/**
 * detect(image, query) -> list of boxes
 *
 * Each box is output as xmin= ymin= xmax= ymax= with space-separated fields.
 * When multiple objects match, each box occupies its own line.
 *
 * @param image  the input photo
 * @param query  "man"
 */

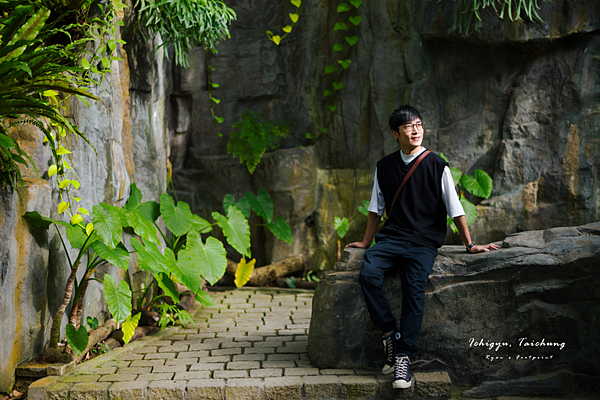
xmin=346 ymin=105 xmax=498 ymax=389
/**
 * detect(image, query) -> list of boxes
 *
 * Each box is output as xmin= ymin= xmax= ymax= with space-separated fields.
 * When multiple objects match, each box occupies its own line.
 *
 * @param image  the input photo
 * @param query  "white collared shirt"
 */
xmin=367 ymin=148 xmax=465 ymax=218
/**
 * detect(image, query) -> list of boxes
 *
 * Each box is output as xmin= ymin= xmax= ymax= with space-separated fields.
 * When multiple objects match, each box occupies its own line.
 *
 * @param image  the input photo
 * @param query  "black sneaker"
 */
xmin=381 ymin=333 xmax=394 ymax=375
xmin=392 ymin=353 xmax=412 ymax=389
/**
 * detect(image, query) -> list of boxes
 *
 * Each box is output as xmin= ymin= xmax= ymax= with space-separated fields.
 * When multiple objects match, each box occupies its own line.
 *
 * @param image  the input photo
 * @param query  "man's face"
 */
xmin=392 ymin=118 xmax=424 ymax=154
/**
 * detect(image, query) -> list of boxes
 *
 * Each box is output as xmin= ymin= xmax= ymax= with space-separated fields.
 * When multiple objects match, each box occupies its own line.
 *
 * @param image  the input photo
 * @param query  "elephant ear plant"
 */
xmin=439 ymin=153 xmax=493 ymax=233
xmin=24 ymin=182 xmax=287 ymax=360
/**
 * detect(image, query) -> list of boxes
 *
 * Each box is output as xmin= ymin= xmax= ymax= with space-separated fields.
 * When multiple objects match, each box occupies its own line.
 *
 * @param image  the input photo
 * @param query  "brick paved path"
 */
xmin=28 ymin=288 xmax=451 ymax=399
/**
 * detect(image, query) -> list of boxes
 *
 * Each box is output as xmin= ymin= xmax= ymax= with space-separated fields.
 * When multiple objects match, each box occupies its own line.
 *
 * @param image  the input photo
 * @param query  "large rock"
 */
xmin=308 ymin=223 xmax=600 ymax=396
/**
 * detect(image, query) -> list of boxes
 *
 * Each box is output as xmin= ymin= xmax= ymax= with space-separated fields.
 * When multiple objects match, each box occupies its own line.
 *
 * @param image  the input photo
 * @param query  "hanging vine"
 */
xmin=306 ymin=0 xmax=362 ymax=143
xmin=266 ymin=0 xmax=303 ymax=46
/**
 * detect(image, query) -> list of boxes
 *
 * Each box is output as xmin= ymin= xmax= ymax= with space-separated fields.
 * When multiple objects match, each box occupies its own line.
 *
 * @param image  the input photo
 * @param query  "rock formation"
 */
xmin=308 ymin=223 xmax=600 ymax=396
xmin=0 ymin=1 xmax=171 ymax=391
xmin=169 ymin=0 xmax=600 ymax=271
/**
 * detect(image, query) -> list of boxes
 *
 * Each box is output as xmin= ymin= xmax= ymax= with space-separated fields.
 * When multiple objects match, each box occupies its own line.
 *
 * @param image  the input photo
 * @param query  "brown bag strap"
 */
xmin=387 ymin=150 xmax=431 ymax=216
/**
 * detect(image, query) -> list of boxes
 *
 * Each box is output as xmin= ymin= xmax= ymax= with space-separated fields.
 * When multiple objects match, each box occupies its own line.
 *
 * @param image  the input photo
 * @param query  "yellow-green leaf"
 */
xmin=289 ymin=13 xmax=299 ymax=23
xmin=43 ymin=90 xmax=58 ymax=97
xmin=122 ymin=312 xmax=141 ymax=344
xmin=59 ymin=179 xmax=71 ymax=189
xmin=272 ymin=35 xmax=281 ymax=45
xmin=283 ymin=25 xmax=292 ymax=33
xmin=58 ymin=201 xmax=68 ymax=214
xmin=56 ymin=145 xmax=72 ymax=155
xmin=48 ymin=165 xmax=57 ymax=177
xmin=81 ymin=58 xmax=90 ymax=70
xmin=71 ymin=214 xmax=84 ymax=225
xmin=78 ymin=207 xmax=89 ymax=216
xmin=86 ymin=223 xmax=94 ymax=236
xmin=71 ymin=180 xmax=80 ymax=189
xmin=73 ymin=197 xmax=81 ymax=202
xmin=235 ymin=258 xmax=256 ymax=288
xmin=291 ymin=0 xmax=301 ymax=7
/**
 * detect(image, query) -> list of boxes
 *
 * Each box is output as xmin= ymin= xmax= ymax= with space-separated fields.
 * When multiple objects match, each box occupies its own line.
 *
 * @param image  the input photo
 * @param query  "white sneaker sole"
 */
xmin=382 ymin=364 xmax=394 ymax=375
xmin=392 ymin=379 xmax=412 ymax=389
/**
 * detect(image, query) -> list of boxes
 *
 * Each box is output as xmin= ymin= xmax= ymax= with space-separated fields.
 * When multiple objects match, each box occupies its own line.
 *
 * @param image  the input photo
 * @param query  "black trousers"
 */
xmin=359 ymin=234 xmax=437 ymax=357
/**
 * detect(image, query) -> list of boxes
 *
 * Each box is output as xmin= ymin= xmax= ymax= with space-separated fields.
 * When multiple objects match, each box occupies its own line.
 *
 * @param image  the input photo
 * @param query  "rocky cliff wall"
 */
xmin=171 ymin=0 xmax=600 ymax=269
xmin=0 ymin=6 xmax=171 ymax=392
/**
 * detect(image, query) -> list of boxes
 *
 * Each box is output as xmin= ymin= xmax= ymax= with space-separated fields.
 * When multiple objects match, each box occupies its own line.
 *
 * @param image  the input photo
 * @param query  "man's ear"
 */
xmin=391 ymin=130 xmax=400 ymax=140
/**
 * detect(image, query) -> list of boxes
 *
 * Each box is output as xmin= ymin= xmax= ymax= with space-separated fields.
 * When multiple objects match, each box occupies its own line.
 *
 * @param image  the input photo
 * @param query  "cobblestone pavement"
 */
xmin=28 ymin=287 xmax=451 ymax=399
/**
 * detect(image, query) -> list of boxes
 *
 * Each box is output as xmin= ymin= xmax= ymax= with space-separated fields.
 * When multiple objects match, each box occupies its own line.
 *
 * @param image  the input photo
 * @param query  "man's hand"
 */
xmin=468 ymin=243 xmax=499 ymax=253
xmin=345 ymin=241 xmax=370 ymax=249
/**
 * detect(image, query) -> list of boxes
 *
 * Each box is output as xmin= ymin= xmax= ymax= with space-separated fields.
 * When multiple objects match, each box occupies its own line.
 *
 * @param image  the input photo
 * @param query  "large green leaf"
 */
xmin=126 ymin=209 xmax=159 ymax=244
xmin=0 ymin=7 xmax=50 ymax=63
xmin=23 ymin=211 xmax=69 ymax=229
xmin=191 ymin=214 xmax=212 ymax=234
xmin=66 ymin=225 xmax=98 ymax=250
xmin=160 ymin=193 xmax=193 ymax=237
xmin=125 ymin=183 xmax=143 ymax=211
xmin=93 ymin=205 xmax=122 ymax=249
xmin=460 ymin=170 xmax=493 ymax=199
xmin=450 ymin=167 xmax=462 ymax=187
xmin=122 ymin=312 xmax=141 ymax=344
xmin=267 ymin=216 xmax=293 ymax=244
xmin=130 ymin=238 xmax=170 ymax=276
xmin=91 ymin=241 xmax=130 ymax=269
xmin=65 ymin=324 xmax=88 ymax=356
xmin=357 ymin=200 xmax=370 ymax=217
xmin=195 ymin=289 xmax=215 ymax=307
xmin=155 ymin=272 xmax=180 ymax=303
xmin=212 ymin=206 xmax=251 ymax=257
xmin=246 ymin=188 xmax=274 ymax=222
xmin=334 ymin=216 xmax=349 ymax=239
xmin=137 ymin=201 xmax=161 ymax=223
xmin=103 ymin=275 xmax=132 ymax=324
xmin=461 ymin=198 xmax=477 ymax=226
xmin=223 ymin=194 xmax=251 ymax=219
xmin=168 ymin=248 xmax=204 ymax=294
xmin=186 ymin=231 xmax=227 ymax=285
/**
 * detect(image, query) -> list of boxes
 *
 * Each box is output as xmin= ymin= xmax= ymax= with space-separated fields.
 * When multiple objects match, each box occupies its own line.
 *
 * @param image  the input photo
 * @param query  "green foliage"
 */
xmin=308 ymin=0 xmax=362 ymax=143
xmin=224 ymin=189 xmax=293 ymax=245
xmin=135 ymin=0 xmax=236 ymax=67
xmin=103 ymin=274 xmax=132 ymax=324
xmin=65 ymin=324 xmax=88 ymax=356
xmin=447 ymin=0 xmax=551 ymax=35
xmin=122 ymin=312 xmax=141 ymax=344
xmin=86 ymin=316 xmax=99 ymax=330
xmin=227 ymin=110 xmax=291 ymax=174
xmin=334 ymin=216 xmax=350 ymax=239
xmin=0 ymin=0 xmax=123 ymax=187
xmin=439 ymin=153 xmax=494 ymax=233
xmin=156 ymin=303 xmax=194 ymax=330
xmin=160 ymin=192 xmax=193 ymax=237
xmin=266 ymin=0 xmax=302 ymax=46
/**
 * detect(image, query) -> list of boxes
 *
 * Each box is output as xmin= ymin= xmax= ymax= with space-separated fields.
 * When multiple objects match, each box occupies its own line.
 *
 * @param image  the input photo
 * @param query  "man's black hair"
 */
xmin=389 ymin=105 xmax=422 ymax=132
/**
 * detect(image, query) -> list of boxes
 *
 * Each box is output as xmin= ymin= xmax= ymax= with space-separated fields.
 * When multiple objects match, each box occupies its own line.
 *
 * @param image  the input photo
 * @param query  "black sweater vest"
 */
xmin=377 ymin=150 xmax=449 ymax=249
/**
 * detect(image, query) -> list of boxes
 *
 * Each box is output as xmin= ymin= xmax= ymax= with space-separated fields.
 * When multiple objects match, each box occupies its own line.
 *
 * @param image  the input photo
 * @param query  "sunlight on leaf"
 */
xmin=235 ymin=258 xmax=255 ymax=287
xmin=122 ymin=312 xmax=141 ymax=344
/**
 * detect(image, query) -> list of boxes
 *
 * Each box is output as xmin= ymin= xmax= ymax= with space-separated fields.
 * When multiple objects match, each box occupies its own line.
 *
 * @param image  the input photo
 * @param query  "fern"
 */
xmin=227 ymin=110 xmax=291 ymax=174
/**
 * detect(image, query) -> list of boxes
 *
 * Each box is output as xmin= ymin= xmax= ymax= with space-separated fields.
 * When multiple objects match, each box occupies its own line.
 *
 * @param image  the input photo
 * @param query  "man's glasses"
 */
xmin=403 ymin=121 xmax=424 ymax=133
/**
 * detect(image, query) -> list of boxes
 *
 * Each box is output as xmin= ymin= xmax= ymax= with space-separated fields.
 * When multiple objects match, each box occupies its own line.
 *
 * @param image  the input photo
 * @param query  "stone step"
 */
xmin=28 ymin=370 xmax=452 ymax=400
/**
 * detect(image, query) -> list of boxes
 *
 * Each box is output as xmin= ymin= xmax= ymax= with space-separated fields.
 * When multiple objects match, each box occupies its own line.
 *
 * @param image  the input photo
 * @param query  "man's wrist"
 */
xmin=466 ymin=242 xmax=476 ymax=253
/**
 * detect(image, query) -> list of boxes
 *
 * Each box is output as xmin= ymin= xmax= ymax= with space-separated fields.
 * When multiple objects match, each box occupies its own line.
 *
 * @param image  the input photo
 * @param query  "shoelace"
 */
xmin=385 ymin=335 xmax=393 ymax=364
xmin=395 ymin=355 xmax=410 ymax=380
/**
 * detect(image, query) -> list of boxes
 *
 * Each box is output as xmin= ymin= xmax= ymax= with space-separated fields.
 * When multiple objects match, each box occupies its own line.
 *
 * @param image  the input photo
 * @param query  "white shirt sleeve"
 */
xmin=367 ymin=168 xmax=385 ymax=216
xmin=442 ymin=166 xmax=464 ymax=218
